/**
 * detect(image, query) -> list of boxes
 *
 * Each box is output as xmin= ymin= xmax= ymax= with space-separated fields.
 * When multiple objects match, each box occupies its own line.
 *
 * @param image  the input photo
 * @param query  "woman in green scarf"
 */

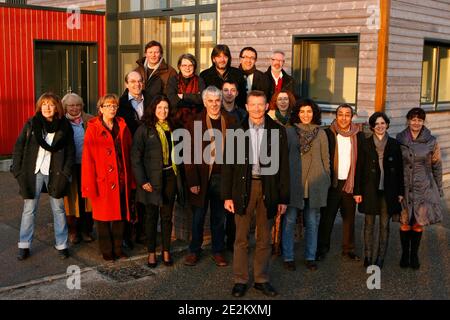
xmin=131 ymin=95 xmax=184 ymax=268
xmin=267 ymin=90 xmax=296 ymax=127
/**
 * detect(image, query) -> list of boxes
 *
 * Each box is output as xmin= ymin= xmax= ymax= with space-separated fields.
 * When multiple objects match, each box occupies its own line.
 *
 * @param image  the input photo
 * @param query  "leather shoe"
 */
xmin=184 ymin=253 xmax=199 ymax=266
xmin=69 ymin=233 xmax=81 ymax=245
xmin=102 ymin=253 xmax=114 ymax=261
xmin=147 ymin=253 xmax=157 ymax=268
xmin=212 ymin=254 xmax=228 ymax=267
xmin=231 ymin=283 xmax=247 ymax=297
xmin=163 ymin=251 xmax=173 ymax=266
xmin=283 ymin=261 xmax=296 ymax=271
xmin=374 ymin=256 xmax=384 ymax=269
xmin=305 ymin=260 xmax=318 ymax=271
xmin=115 ymin=251 xmax=129 ymax=260
xmin=17 ymin=248 xmax=30 ymax=261
xmin=315 ymin=251 xmax=327 ymax=261
xmin=81 ymin=232 xmax=95 ymax=243
xmin=58 ymin=248 xmax=70 ymax=260
xmin=342 ymin=252 xmax=361 ymax=262
xmin=254 ymin=282 xmax=278 ymax=297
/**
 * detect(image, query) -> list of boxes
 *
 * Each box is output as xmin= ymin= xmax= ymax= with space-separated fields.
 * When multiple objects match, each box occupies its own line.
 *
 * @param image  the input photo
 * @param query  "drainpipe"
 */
xmin=374 ymin=0 xmax=390 ymax=112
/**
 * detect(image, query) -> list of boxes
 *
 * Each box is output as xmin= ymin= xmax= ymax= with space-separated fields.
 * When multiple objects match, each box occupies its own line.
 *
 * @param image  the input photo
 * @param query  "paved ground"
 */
xmin=0 ymin=171 xmax=449 ymax=301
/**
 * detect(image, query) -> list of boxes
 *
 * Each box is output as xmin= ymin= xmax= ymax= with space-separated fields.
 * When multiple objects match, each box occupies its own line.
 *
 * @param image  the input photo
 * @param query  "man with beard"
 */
xmin=200 ymin=44 xmax=247 ymax=109
xmin=265 ymin=50 xmax=296 ymax=101
xmin=238 ymin=47 xmax=271 ymax=99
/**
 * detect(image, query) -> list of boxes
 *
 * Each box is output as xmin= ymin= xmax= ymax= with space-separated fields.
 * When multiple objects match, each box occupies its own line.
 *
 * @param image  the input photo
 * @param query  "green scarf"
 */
xmin=275 ymin=109 xmax=290 ymax=126
xmin=155 ymin=121 xmax=178 ymax=176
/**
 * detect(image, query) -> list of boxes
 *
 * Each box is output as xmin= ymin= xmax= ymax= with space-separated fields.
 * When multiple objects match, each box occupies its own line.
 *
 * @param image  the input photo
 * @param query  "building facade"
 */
xmin=0 ymin=3 xmax=106 ymax=155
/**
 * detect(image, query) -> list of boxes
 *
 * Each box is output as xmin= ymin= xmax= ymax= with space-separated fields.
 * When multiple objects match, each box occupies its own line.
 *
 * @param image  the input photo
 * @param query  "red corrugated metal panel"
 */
xmin=0 ymin=6 xmax=105 ymax=155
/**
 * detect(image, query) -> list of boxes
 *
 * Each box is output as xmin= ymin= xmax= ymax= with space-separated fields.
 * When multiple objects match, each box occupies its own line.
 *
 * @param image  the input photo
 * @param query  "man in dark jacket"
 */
xmin=238 ymin=47 xmax=271 ymax=99
xmin=183 ymin=86 xmax=236 ymax=268
xmin=117 ymin=70 xmax=147 ymax=248
xmin=264 ymin=50 xmax=296 ymax=101
xmin=222 ymin=90 xmax=290 ymax=298
xmin=135 ymin=40 xmax=175 ymax=100
xmin=200 ymin=44 xmax=247 ymax=109
xmin=316 ymin=104 xmax=365 ymax=262
xmin=118 ymin=70 xmax=145 ymax=136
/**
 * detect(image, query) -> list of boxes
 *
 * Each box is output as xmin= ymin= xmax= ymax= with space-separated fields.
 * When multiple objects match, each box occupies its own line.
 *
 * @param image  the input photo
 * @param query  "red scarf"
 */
xmin=177 ymin=73 xmax=199 ymax=95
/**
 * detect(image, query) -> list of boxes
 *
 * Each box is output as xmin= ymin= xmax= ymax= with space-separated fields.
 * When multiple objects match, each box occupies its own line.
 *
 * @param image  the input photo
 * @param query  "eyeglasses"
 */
xmin=240 ymin=56 xmax=256 ymax=61
xmin=102 ymin=104 xmax=118 ymax=110
xmin=271 ymin=58 xmax=285 ymax=63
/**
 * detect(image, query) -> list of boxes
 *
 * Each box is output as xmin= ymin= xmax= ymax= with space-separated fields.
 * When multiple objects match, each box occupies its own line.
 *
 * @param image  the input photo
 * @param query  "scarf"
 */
xmin=275 ymin=109 xmax=290 ymax=126
xmin=205 ymin=114 xmax=226 ymax=178
xmin=32 ymin=112 xmax=66 ymax=152
xmin=373 ymin=134 xmax=388 ymax=190
xmin=155 ymin=121 xmax=178 ymax=176
xmin=330 ymin=120 xmax=360 ymax=193
xmin=145 ymin=57 xmax=163 ymax=80
xmin=239 ymin=64 xmax=256 ymax=76
xmin=296 ymin=123 xmax=319 ymax=155
xmin=177 ymin=73 xmax=199 ymax=96
xmin=66 ymin=112 xmax=82 ymax=125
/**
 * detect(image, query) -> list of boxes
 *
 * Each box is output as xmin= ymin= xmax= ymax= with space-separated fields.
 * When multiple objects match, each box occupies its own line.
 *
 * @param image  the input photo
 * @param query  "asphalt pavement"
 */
xmin=0 ymin=171 xmax=449 ymax=300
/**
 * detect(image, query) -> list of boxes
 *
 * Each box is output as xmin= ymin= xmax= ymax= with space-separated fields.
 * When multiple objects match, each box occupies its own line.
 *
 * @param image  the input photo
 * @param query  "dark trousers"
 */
xmin=225 ymin=210 xmax=236 ymax=250
xmin=317 ymin=180 xmax=356 ymax=255
xmin=364 ymin=191 xmax=390 ymax=259
xmin=97 ymin=221 xmax=124 ymax=256
xmin=234 ymin=179 xmax=273 ymax=284
xmin=96 ymin=192 xmax=127 ymax=256
xmin=189 ymin=173 xmax=225 ymax=255
xmin=144 ymin=169 xmax=177 ymax=252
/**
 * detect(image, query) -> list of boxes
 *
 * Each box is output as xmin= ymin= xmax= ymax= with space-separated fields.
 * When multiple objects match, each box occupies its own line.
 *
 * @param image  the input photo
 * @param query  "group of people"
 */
xmin=11 ymin=41 xmax=444 ymax=298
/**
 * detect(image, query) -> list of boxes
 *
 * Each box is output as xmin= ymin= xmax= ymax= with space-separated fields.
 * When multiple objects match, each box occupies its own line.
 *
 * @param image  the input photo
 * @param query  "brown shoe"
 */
xmin=305 ymin=260 xmax=318 ymax=271
xmin=184 ymin=253 xmax=199 ymax=266
xmin=212 ymin=254 xmax=228 ymax=267
xmin=69 ymin=233 xmax=81 ymax=245
xmin=283 ymin=261 xmax=296 ymax=271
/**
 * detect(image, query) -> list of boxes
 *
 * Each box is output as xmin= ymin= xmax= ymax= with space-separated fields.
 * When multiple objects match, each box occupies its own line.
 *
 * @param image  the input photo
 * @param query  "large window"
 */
xmin=421 ymin=42 xmax=450 ymax=111
xmin=293 ymin=36 xmax=359 ymax=111
xmin=115 ymin=0 xmax=217 ymax=90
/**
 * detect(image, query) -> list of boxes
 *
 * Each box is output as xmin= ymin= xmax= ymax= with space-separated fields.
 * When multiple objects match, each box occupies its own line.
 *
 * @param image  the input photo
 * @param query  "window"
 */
xmin=293 ymin=36 xmax=359 ymax=111
xmin=119 ymin=19 xmax=140 ymax=46
xmin=119 ymin=0 xmax=140 ymax=12
xmin=421 ymin=42 xmax=450 ymax=111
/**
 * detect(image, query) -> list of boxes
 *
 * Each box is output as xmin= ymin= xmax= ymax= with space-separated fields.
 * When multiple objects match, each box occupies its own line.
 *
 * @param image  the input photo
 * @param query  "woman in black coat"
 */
xmin=11 ymin=92 xmax=75 ymax=261
xmin=354 ymin=112 xmax=404 ymax=269
xmin=131 ymin=95 xmax=184 ymax=268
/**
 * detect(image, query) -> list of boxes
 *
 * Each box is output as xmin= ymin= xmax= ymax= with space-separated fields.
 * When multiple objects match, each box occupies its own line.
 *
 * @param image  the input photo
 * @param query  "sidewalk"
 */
xmin=0 ymin=171 xmax=449 ymax=299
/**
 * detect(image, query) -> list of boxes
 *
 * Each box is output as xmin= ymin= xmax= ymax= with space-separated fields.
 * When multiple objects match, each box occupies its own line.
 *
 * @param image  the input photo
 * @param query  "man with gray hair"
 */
xmin=264 ymin=50 xmax=296 ymax=101
xmin=184 ymin=86 xmax=236 ymax=267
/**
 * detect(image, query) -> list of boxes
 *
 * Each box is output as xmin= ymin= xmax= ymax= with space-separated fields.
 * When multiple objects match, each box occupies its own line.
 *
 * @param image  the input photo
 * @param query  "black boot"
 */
xmin=374 ymin=256 xmax=384 ymax=269
xmin=410 ymin=231 xmax=422 ymax=270
xmin=399 ymin=230 xmax=410 ymax=268
xmin=363 ymin=257 xmax=372 ymax=268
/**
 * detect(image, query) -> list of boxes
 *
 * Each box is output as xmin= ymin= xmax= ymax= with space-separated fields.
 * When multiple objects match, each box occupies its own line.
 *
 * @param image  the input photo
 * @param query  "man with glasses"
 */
xmin=265 ymin=50 xmax=296 ymax=101
xmin=238 ymin=47 xmax=271 ymax=100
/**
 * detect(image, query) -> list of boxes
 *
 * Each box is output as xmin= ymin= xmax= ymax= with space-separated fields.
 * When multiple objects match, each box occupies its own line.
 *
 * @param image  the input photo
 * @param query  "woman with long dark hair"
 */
xmin=131 ymin=95 xmax=184 ymax=267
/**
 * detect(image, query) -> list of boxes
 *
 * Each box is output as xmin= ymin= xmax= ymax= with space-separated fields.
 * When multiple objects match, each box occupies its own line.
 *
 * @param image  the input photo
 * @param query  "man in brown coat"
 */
xmin=183 ymin=86 xmax=235 ymax=267
xmin=135 ymin=40 xmax=176 ymax=102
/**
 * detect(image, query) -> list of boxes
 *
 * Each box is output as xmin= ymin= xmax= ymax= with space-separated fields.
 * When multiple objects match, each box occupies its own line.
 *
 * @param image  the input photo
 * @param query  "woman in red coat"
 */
xmin=82 ymin=94 xmax=133 ymax=261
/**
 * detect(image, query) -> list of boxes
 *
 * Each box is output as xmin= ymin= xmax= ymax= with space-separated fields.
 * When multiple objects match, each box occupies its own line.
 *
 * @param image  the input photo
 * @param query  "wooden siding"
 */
xmin=220 ymin=0 xmax=380 ymax=119
xmin=0 ymin=6 xmax=106 ymax=155
xmin=387 ymin=0 xmax=450 ymax=184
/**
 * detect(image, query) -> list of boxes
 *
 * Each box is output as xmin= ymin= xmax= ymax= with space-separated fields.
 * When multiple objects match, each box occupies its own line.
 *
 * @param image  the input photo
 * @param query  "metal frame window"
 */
xmin=116 ymin=0 xmax=217 ymax=90
xmin=421 ymin=41 xmax=450 ymax=112
xmin=293 ymin=35 xmax=360 ymax=112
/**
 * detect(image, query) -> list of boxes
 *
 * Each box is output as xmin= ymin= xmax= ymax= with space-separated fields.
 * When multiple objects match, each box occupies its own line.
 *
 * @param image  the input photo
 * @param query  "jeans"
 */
xmin=281 ymin=206 xmax=298 ymax=262
xmin=303 ymin=200 xmax=320 ymax=261
xmin=18 ymin=172 xmax=68 ymax=250
xmin=189 ymin=174 xmax=225 ymax=255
